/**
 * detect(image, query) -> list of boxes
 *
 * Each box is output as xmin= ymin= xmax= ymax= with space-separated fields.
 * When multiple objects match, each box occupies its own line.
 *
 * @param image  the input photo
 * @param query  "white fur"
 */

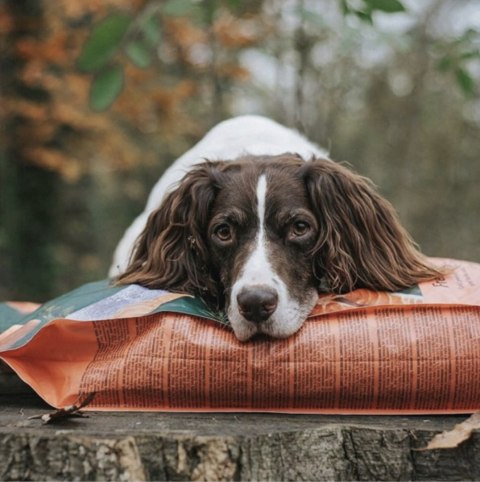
xmin=256 ymin=175 xmax=267 ymax=231
xmin=109 ymin=116 xmax=327 ymax=277
xmin=228 ymin=175 xmax=318 ymax=341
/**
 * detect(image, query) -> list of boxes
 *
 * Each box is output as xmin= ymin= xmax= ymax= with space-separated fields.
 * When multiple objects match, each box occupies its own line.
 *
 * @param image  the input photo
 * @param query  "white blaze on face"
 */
xmin=228 ymin=174 xmax=317 ymax=341
xmin=241 ymin=175 xmax=272 ymax=286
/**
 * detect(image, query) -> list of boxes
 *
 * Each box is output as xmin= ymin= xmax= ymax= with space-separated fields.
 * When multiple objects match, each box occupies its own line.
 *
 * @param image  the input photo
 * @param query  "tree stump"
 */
xmin=1 ymin=390 xmax=479 ymax=481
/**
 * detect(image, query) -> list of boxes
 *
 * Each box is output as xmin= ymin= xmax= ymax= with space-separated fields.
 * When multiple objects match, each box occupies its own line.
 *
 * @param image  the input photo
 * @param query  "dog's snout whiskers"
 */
xmin=237 ymin=285 xmax=278 ymax=323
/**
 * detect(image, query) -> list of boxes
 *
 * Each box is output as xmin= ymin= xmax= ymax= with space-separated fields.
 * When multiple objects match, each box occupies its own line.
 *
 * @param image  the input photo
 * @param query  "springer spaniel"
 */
xmin=110 ymin=116 xmax=440 ymax=341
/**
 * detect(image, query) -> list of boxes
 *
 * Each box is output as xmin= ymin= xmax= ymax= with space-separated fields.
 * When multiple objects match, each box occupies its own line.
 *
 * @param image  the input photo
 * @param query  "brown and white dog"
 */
xmin=110 ymin=116 xmax=440 ymax=341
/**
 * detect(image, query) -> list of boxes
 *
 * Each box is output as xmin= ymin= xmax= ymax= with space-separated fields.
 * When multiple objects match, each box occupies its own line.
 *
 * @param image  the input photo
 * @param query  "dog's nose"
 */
xmin=237 ymin=286 xmax=278 ymax=323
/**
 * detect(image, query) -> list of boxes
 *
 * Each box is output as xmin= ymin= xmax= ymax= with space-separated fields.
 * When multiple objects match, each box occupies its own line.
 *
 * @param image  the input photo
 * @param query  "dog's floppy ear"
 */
xmin=303 ymin=158 xmax=442 ymax=293
xmin=118 ymin=162 xmax=225 ymax=304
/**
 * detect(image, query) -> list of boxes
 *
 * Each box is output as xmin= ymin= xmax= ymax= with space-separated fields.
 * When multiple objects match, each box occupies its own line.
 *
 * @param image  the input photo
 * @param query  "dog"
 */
xmin=110 ymin=116 xmax=441 ymax=341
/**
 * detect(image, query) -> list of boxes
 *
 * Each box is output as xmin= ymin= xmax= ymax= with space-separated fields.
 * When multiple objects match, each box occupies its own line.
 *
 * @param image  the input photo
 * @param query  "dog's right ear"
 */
xmin=302 ymin=158 xmax=443 ymax=293
xmin=117 ymin=162 xmax=225 ymax=304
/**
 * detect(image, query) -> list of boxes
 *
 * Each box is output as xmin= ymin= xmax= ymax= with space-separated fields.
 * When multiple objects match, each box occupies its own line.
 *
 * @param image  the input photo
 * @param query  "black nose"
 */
xmin=237 ymin=286 xmax=278 ymax=323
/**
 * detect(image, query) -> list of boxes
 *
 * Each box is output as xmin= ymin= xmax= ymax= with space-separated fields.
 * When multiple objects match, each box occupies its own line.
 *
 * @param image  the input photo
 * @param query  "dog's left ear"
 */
xmin=117 ymin=162 xmax=226 ymax=305
xmin=302 ymin=158 xmax=442 ymax=293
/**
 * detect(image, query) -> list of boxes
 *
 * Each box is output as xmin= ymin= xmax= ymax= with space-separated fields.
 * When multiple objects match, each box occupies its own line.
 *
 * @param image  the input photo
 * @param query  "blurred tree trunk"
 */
xmin=0 ymin=0 xmax=59 ymax=301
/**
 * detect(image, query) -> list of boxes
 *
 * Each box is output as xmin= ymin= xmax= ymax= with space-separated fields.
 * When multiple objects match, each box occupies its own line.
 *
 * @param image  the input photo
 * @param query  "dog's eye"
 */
xmin=213 ymin=223 xmax=232 ymax=242
xmin=291 ymin=220 xmax=311 ymax=238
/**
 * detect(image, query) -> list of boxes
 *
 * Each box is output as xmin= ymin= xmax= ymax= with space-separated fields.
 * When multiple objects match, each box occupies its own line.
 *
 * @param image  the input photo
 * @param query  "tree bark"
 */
xmin=1 ymin=394 xmax=479 ymax=481
xmin=0 ymin=0 xmax=59 ymax=301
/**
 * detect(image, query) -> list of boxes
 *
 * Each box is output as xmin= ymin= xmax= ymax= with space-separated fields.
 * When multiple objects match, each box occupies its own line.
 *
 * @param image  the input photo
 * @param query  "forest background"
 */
xmin=1 ymin=0 xmax=479 ymax=302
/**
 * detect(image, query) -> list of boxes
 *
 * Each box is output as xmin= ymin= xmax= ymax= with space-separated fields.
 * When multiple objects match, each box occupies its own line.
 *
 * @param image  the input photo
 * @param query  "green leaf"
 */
xmin=340 ymin=0 xmax=351 ymax=15
xmin=437 ymin=55 xmax=454 ymax=72
xmin=125 ymin=40 xmax=152 ymax=68
xmin=460 ymin=50 xmax=480 ymax=61
xmin=163 ymin=0 xmax=196 ymax=17
xmin=455 ymin=67 xmax=476 ymax=96
xmin=142 ymin=15 xmax=161 ymax=47
xmin=90 ymin=65 xmax=124 ymax=111
xmin=461 ymin=28 xmax=479 ymax=42
xmin=354 ymin=9 xmax=374 ymax=24
xmin=362 ymin=0 xmax=406 ymax=13
xmin=78 ymin=14 xmax=131 ymax=72
xmin=225 ymin=0 xmax=242 ymax=11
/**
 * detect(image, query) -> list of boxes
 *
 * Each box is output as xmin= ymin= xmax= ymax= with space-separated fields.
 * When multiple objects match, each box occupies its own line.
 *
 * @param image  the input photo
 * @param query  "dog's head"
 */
xmin=118 ymin=155 xmax=441 ymax=341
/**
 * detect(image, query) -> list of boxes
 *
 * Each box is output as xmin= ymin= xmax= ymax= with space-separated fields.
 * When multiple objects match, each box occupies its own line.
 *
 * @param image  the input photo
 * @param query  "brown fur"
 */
xmin=118 ymin=162 xmax=226 ymax=306
xmin=118 ymin=155 xmax=442 ymax=305
xmin=301 ymin=159 xmax=442 ymax=293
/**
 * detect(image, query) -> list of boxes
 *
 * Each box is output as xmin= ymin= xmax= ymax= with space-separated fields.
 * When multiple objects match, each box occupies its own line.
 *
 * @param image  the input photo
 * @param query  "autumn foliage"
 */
xmin=0 ymin=0 xmax=261 ymax=181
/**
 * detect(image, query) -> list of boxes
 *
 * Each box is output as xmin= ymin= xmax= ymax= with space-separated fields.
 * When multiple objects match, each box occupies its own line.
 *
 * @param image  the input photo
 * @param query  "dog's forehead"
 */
xmin=263 ymin=165 xmax=309 ymax=208
xmin=213 ymin=160 xmax=309 ymax=214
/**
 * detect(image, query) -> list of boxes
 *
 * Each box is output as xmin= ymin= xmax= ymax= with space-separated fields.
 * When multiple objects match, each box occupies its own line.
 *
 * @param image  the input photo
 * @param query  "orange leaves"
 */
xmin=9 ymin=100 xmax=49 ymax=123
xmin=166 ymin=17 xmax=206 ymax=51
xmin=217 ymin=63 xmax=250 ymax=81
xmin=151 ymin=80 xmax=197 ymax=111
xmin=16 ymin=31 xmax=71 ymax=64
xmin=213 ymin=14 xmax=261 ymax=48
xmin=54 ymin=0 xmax=145 ymax=22
xmin=163 ymin=12 xmax=261 ymax=68
xmin=3 ymin=1 xmax=145 ymax=178
xmin=3 ymin=0 xmax=265 ymax=181
xmin=0 ymin=7 xmax=14 ymax=34
xmin=114 ymin=76 xmax=198 ymax=139
xmin=23 ymin=147 xmax=82 ymax=181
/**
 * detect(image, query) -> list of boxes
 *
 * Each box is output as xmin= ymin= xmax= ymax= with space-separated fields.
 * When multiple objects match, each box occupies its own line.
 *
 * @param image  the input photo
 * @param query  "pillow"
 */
xmin=1 ymin=258 xmax=479 ymax=414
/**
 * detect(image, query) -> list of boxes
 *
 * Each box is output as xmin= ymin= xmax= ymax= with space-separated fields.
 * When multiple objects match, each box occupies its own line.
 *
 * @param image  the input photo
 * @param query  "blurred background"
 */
xmin=0 ymin=0 xmax=479 ymax=302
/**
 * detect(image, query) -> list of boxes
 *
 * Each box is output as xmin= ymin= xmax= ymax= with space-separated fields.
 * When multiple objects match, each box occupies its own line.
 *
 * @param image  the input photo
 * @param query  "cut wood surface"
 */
xmin=1 ymin=392 xmax=480 ymax=481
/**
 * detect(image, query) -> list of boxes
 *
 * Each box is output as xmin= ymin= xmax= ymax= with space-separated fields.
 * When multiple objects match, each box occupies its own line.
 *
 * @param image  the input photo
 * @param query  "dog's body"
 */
xmin=112 ymin=116 xmax=440 ymax=341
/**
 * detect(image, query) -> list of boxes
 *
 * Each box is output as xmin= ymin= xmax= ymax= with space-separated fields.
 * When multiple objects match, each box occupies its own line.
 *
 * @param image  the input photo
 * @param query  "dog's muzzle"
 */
xmin=236 ymin=284 xmax=278 ymax=323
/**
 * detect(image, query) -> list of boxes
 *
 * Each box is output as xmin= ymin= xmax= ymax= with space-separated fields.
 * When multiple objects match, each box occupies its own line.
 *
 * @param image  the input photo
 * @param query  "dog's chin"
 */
xmin=227 ymin=291 xmax=318 ymax=342
xmin=228 ymin=313 xmax=306 ymax=342
xmin=228 ymin=318 xmax=258 ymax=342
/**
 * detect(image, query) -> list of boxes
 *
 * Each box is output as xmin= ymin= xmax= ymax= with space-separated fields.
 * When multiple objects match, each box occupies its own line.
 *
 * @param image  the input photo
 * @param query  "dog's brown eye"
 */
xmin=214 ymin=223 xmax=232 ymax=242
xmin=291 ymin=220 xmax=311 ymax=237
